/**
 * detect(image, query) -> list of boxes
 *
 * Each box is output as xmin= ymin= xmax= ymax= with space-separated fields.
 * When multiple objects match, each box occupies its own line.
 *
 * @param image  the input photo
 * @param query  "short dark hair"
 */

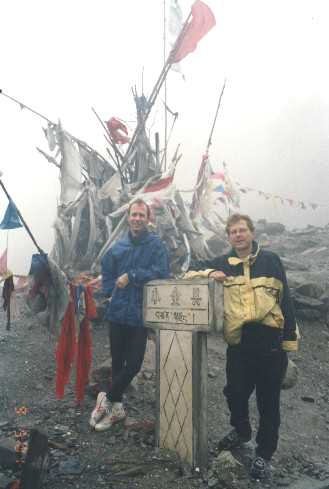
xmin=128 ymin=199 xmax=151 ymax=219
xmin=225 ymin=213 xmax=255 ymax=235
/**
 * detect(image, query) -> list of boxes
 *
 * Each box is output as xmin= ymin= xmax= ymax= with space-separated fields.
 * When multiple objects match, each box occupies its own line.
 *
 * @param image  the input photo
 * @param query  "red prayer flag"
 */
xmin=144 ymin=176 xmax=173 ymax=193
xmin=55 ymin=287 xmax=77 ymax=399
xmin=76 ymin=318 xmax=93 ymax=403
xmin=172 ymin=0 xmax=216 ymax=63
xmin=106 ymin=117 xmax=130 ymax=144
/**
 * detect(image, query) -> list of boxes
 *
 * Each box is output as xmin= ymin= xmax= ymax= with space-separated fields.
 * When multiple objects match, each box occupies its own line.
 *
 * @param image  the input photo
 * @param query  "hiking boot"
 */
xmin=249 ymin=456 xmax=271 ymax=480
xmin=94 ymin=402 xmax=126 ymax=432
xmin=89 ymin=392 xmax=109 ymax=428
xmin=217 ymin=428 xmax=251 ymax=452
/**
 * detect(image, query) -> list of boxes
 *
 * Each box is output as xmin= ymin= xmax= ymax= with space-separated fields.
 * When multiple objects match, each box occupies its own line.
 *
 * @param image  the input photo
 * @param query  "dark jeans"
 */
xmin=106 ymin=322 xmax=148 ymax=403
xmin=224 ymin=345 xmax=288 ymax=460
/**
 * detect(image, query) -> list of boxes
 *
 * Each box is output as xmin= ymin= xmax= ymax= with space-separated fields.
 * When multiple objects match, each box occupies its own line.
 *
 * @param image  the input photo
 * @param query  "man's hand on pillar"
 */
xmin=209 ymin=270 xmax=227 ymax=282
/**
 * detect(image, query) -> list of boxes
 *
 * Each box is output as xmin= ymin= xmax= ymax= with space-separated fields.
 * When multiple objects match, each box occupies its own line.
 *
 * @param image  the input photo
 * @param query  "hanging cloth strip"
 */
xmin=55 ymin=284 xmax=77 ymax=399
xmin=2 ymin=272 xmax=14 ymax=331
xmin=75 ymin=285 xmax=96 ymax=403
xmin=56 ymin=283 xmax=96 ymax=402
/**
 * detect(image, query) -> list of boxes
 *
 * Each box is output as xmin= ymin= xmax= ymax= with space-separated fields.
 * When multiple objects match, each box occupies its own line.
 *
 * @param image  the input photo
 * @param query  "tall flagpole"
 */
xmin=163 ymin=0 xmax=168 ymax=172
xmin=122 ymin=9 xmax=192 ymax=170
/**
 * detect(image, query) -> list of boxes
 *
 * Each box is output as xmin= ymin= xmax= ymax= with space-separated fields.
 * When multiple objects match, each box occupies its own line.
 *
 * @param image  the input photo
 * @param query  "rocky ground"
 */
xmin=0 ymin=296 xmax=329 ymax=489
xmin=1 ymin=221 xmax=329 ymax=489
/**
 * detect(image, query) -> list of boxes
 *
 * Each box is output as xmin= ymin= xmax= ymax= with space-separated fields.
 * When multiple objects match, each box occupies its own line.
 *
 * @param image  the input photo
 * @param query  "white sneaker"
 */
xmin=89 ymin=392 xmax=109 ymax=428
xmin=94 ymin=402 xmax=126 ymax=432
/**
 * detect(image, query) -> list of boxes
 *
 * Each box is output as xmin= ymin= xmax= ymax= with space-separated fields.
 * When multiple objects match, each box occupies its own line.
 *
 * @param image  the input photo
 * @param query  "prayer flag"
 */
xmin=213 ymin=183 xmax=225 ymax=193
xmin=0 ymin=200 xmax=23 ymax=230
xmin=106 ymin=118 xmax=130 ymax=145
xmin=190 ymin=153 xmax=213 ymax=218
xmin=172 ymin=0 xmax=216 ymax=63
xmin=168 ymin=0 xmax=185 ymax=75
xmin=144 ymin=176 xmax=174 ymax=193
xmin=210 ymin=171 xmax=225 ymax=181
xmin=169 ymin=0 xmax=183 ymax=38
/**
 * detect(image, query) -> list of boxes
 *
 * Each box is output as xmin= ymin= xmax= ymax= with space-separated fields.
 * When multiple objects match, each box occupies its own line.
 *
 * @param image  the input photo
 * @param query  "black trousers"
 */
xmin=106 ymin=322 xmax=148 ymax=403
xmin=224 ymin=345 xmax=288 ymax=460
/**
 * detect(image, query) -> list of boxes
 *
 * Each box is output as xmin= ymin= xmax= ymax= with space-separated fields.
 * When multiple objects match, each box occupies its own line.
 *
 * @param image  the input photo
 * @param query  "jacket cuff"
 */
xmin=282 ymin=340 xmax=298 ymax=352
xmin=183 ymin=269 xmax=215 ymax=279
xmin=128 ymin=270 xmax=136 ymax=284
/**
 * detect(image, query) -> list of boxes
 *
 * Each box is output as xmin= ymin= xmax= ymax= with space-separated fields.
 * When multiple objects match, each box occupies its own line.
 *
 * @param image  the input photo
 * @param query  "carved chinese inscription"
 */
xmin=144 ymin=280 xmax=213 ymax=331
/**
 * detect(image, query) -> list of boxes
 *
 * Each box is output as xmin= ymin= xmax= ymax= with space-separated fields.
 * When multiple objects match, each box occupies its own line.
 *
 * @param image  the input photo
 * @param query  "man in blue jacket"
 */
xmin=90 ymin=199 xmax=170 ymax=432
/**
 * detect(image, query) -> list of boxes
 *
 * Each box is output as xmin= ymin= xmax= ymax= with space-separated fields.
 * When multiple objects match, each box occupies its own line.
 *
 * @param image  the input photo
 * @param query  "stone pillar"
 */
xmin=144 ymin=279 xmax=223 ymax=471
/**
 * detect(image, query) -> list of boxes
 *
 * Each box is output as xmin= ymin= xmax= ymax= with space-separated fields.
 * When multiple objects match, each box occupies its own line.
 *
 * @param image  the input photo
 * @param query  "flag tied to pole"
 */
xmin=168 ymin=0 xmax=184 ymax=75
xmin=172 ymin=0 xmax=216 ymax=63
xmin=106 ymin=118 xmax=130 ymax=145
xmin=0 ymin=200 xmax=23 ymax=230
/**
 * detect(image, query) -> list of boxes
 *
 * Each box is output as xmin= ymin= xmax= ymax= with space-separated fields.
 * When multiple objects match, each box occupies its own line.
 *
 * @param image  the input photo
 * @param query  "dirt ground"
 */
xmin=1 ymin=296 xmax=329 ymax=489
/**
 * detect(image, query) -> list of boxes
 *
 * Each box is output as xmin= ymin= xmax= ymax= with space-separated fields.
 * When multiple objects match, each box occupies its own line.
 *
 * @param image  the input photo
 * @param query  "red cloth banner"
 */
xmin=56 ymin=284 xmax=96 ymax=402
xmin=76 ymin=318 xmax=93 ymax=403
xmin=106 ymin=117 xmax=130 ymax=144
xmin=55 ymin=292 xmax=77 ymax=399
xmin=172 ymin=0 xmax=216 ymax=63
xmin=144 ymin=176 xmax=173 ymax=193
xmin=76 ymin=285 xmax=95 ymax=403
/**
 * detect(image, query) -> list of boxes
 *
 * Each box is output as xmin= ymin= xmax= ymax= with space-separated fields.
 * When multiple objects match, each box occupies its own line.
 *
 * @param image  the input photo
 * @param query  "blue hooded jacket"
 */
xmin=101 ymin=230 xmax=170 ymax=327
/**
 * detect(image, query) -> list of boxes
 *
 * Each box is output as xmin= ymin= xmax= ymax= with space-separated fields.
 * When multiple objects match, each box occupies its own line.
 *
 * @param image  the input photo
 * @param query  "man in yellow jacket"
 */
xmin=187 ymin=213 xmax=298 ymax=480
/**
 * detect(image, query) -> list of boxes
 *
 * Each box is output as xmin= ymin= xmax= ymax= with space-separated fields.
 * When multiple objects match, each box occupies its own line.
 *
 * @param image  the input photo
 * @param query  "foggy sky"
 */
xmin=1 ymin=0 xmax=328 ymax=274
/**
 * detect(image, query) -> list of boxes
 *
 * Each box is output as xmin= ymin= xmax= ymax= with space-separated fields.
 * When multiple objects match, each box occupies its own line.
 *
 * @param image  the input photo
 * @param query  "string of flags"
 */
xmin=233 ymin=182 xmax=328 ymax=211
xmin=186 ymin=156 xmax=328 ymax=213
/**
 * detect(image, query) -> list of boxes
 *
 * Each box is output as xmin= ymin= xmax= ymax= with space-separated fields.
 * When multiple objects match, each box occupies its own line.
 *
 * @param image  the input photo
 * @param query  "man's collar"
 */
xmin=228 ymin=241 xmax=260 ymax=266
xmin=128 ymin=228 xmax=149 ymax=243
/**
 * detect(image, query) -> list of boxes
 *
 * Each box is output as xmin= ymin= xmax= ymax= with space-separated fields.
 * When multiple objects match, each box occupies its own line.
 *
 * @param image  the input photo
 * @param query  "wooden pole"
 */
xmin=206 ymin=79 xmax=227 ymax=154
xmin=155 ymin=132 xmax=160 ymax=171
xmin=0 ymin=180 xmax=44 ymax=254
xmin=0 ymin=90 xmax=110 ymax=168
xmin=0 ymin=90 xmax=52 ymax=124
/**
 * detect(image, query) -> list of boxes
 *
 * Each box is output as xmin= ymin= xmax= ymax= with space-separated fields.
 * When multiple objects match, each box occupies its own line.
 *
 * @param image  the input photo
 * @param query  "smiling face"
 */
xmin=228 ymin=219 xmax=254 ymax=257
xmin=128 ymin=202 xmax=149 ymax=237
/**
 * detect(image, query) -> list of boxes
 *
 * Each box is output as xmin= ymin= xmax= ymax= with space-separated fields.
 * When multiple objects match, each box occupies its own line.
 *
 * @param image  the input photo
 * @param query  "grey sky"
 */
xmin=1 ymin=0 xmax=328 ymax=274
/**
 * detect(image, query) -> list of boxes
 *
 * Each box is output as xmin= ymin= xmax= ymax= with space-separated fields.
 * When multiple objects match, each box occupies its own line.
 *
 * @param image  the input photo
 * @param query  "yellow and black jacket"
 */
xmin=188 ymin=241 xmax=298 ymax=352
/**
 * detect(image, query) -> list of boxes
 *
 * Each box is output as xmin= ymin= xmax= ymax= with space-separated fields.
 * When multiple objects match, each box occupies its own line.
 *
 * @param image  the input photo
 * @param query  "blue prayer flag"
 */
xmin=0 ymin=200 xmax=23 ymax=230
